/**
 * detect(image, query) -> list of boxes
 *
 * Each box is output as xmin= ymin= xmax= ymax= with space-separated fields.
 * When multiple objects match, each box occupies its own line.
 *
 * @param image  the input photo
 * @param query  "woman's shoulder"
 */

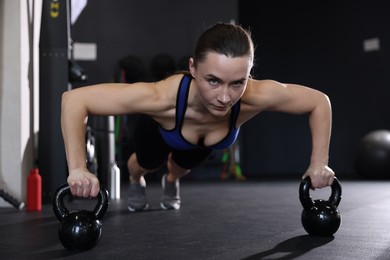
xmin=241 ymin=78 xmax=285 ymax=109
xmin=244 ymin=78 xmax=287 ymax=96
xmin=154 ymin=72 xmax=191 ymax=93
xmin=247 ymin=78 xmax=281 ymax=88
xmin=243 ymin=78 xmax=273 ymax=98
xmin=149 ymin=73 xmax=188 ymax=103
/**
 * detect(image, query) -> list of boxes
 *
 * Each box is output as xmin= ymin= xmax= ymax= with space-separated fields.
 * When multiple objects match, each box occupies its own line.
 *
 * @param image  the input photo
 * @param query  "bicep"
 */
xmin=63 ymin=82 xmax=161 ymax=116
xmin=260 ymin=81 xmax=328 ymax=114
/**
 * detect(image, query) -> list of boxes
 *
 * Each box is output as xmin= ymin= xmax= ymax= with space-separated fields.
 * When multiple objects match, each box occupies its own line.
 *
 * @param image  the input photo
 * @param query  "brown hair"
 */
xmin=193 ymin=22 xmax=255 ymax=68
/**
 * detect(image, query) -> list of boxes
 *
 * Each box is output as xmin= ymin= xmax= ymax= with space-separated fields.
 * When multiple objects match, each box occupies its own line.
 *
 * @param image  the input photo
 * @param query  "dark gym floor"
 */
xmin=1 ymin=177 xmax=390 ymax=260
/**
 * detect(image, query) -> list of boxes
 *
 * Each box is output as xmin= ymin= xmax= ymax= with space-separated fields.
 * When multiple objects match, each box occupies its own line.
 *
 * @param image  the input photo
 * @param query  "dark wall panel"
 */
xmin=239 ymin=1 xmax=390 ymax=177
xmin=71 ymin=0 xmax=238 ymax=84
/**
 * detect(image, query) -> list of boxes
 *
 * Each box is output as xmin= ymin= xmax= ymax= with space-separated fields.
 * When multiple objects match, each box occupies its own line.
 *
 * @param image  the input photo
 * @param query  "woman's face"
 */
xmin=189 ymin=52 xmax=253 ymax=116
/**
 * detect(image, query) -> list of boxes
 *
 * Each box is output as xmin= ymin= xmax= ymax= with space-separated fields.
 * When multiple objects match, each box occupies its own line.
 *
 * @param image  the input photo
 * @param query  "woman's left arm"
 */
xmin=245 ymin=80 xmax=335 ymax=189
xmin=298 ymin=85 xmax=335 ymax=189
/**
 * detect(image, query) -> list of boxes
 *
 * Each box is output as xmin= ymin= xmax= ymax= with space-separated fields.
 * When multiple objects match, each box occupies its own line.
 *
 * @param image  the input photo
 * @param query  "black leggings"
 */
xmin=133 ymin=115 xmax=213 ymax=170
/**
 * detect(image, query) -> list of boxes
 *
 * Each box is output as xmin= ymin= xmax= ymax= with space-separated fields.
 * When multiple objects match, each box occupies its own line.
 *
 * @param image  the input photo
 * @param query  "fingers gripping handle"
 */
xmin=53 ymin=183 xmax=110 ymax=221
xmin=299 ymin=177 xmax=342 ymax=210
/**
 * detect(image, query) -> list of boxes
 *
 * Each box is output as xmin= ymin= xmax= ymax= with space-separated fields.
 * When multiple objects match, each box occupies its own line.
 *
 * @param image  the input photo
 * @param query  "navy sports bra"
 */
xmin=158 ymin=74 xmax=241 ymax=151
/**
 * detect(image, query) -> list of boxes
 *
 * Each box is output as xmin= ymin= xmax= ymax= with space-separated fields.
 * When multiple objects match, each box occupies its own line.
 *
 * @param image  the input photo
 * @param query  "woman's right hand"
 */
xmin=67 ymin=168 xmax=100 ymax=198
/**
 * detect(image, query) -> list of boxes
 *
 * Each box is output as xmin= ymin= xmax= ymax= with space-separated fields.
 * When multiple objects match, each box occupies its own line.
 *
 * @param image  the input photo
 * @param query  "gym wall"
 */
xmin=70 ymin=0 xmax=238 ymax=85
xmin=239 ymin=1 xmax=390 ymax=177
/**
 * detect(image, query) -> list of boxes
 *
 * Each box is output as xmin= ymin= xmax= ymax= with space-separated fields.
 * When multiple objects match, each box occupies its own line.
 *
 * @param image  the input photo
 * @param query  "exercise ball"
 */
xmin=354 ymin=130 xmax=390 ymax=179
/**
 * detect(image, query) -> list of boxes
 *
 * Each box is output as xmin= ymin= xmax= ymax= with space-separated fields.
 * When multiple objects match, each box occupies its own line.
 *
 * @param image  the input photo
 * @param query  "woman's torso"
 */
xmin=156 ymin=74 xmax=241 ymax=150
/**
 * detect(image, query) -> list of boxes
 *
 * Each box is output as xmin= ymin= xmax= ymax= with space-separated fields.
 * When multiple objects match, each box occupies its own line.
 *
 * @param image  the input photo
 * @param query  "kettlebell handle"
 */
xmin=53 ymin=183 xmax=110 ymax=221
xmin=299 ymin=177 xmax=342 ymax=210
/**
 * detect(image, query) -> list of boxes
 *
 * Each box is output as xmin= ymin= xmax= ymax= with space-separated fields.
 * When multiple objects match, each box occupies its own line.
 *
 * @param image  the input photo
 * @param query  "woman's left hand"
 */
xmin=302 ymin=163 xmax=335 ymax=189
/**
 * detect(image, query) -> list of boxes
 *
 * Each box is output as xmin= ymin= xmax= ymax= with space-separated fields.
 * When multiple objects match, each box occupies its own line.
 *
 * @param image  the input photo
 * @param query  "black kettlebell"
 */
xmin=299 ymin=177 xmax=342 ymax=236
xmin=53 ymin=184 xmax=109 ymax=250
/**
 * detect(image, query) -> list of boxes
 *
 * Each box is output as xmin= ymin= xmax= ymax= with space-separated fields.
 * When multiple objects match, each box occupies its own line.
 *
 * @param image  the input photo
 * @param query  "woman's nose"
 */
xmin=217 ymin=87 xmax=231 ymax=104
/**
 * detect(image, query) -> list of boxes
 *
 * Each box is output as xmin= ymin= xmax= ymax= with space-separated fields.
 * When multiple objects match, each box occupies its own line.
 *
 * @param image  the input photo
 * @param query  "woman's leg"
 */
xmin=161 ymin=149 xmax=213 ymax=210
xmin=166 ymin=152 xmax=190 ymax=182
xmin=127 ymin=152 xmax=160 ymax=184
xmin=127 ymin=115 xmax=170 ymax=211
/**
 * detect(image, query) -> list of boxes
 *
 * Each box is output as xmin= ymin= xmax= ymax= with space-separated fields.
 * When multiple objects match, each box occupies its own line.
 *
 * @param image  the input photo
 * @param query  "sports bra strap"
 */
xmin=176 ymin=75 xmax=191 ymax=129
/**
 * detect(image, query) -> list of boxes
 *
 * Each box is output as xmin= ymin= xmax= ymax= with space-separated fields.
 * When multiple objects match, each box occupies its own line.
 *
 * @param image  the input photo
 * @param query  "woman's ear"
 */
xmin=189 ymin=58 xmax=196 ymax=78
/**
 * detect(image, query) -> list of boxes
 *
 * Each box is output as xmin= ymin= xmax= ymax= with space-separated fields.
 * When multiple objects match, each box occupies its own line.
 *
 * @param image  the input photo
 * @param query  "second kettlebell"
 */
xmin=53 ymin=184 xmax=110 ymax=250
xmin=299 ymin=177 xmax=342 ymax=236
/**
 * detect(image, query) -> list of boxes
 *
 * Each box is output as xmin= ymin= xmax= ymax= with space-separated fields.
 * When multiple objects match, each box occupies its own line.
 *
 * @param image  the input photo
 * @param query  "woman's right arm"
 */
xmin=61 ymin=88 xmax=99 ymax=198
xmin=61 ymin=82 xmax=164 ymax=197
xmin=61 ymin=74 xmax=182 ymax=197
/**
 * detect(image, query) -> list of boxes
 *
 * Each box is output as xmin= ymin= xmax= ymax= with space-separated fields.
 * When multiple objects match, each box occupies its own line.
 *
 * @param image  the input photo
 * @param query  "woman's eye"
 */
xmin=232 ymin=81 xmax=244 ymax=88
xmin=209 ymin=79 xmax=218 ymax=85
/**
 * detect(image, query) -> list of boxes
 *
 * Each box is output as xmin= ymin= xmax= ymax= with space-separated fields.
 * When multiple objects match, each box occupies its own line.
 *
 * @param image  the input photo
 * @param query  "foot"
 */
xmin=128 ymin=177 xmax=148 ymax=212
xmin=160 ymin=174 xmax=181 ymax=210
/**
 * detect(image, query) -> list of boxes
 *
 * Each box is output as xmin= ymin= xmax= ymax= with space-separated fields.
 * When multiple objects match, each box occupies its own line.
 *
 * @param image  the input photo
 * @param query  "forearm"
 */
xmin=61 ymin=91 xmax=89 ymax=173
xmin=309 ymin=93 xmax=332 ymax=166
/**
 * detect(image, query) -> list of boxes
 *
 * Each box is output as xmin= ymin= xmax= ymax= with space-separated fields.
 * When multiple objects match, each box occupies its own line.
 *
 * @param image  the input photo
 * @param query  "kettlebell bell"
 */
xmin=53 ymin=184 xmax=109 ymax=250
xmin=299 ymin=177 xmax=342 ymax=236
